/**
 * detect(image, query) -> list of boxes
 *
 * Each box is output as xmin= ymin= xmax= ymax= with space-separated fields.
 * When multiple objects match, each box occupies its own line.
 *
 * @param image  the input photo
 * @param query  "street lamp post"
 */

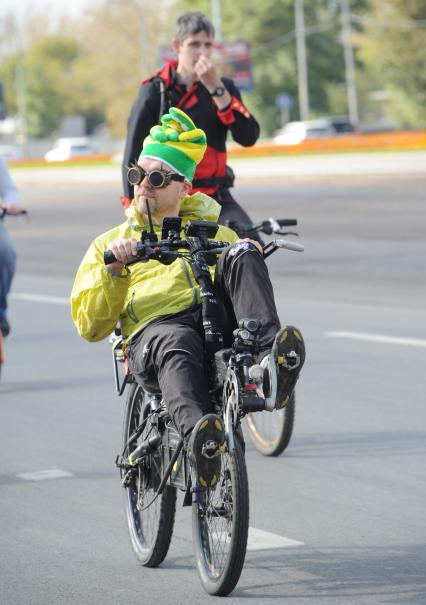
xmin=13 ymin=15 xmax=28 ymax=157
xmin=295 ymin=0 xmax=310 ymax=121
xmin=211 ymin=0 xmax=223 ymax=43
xmin=340 ymin=0 xmax=359 ymax=126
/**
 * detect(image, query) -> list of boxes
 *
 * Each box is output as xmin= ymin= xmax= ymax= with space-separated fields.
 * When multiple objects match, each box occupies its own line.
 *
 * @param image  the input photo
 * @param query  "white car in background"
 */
xmin=273 ymin=118 xmax=354 ymax=145
xmin=44 ymin=137 xmax=94 ymax=162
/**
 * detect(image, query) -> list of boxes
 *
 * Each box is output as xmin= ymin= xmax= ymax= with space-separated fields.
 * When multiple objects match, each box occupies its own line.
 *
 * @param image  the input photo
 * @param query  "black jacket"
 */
xmin=122 ymin=61 xmax=260 ymax=200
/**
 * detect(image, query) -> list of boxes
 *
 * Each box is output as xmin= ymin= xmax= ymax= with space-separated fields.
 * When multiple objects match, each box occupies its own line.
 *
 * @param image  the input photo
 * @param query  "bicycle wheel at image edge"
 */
xmin=244 ymin=391 xmax=296 ymax=456
xmin=122 ymin=383 xmax=177 ymax=567
xmin=192 ymin=436 xmax=249 ymax=596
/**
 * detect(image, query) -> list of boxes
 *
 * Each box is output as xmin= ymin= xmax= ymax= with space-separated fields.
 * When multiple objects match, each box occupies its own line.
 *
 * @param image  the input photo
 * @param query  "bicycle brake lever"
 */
xmin=263 ymin=239 xmax=304 ymax=258
xmin=262 ymin=241 xmax=277 ymax=259
xmin=157 ymin=251 xmax=178 ymax=265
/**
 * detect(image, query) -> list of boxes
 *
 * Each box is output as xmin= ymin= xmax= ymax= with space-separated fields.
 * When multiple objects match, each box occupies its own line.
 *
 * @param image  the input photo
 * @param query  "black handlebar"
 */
xmin=225 ymin=217 xmax=297 ymax=235
xmin=103 ymin=217 xmax=300 ymax=267
xmin=277 ymin=219 xmax=297 ymax=227
xmin=104 ymin=238 xmax=230 ymax=266
xmin=104 ymin=249 xmax=119 ymax=265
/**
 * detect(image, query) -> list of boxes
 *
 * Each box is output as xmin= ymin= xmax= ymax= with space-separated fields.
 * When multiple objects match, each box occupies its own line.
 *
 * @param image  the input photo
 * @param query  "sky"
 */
xmin=0 ymin=0 xmax=92 ymax=21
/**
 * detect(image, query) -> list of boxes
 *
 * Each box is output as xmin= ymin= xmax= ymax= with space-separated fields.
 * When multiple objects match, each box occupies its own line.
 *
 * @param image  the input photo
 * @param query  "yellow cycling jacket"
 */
xmin=71 ymin=193 xmax=238 ymax=344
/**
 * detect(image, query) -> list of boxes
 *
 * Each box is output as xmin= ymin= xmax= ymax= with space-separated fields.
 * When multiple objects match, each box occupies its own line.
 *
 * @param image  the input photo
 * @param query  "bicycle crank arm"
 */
xmin=241 ymin=394 xmax=266 ymax=413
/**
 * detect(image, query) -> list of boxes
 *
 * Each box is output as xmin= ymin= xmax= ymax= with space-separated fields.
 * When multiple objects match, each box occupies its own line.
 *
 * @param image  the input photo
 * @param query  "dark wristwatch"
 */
xmin=209 ymin=86 xmax=225 ymax=97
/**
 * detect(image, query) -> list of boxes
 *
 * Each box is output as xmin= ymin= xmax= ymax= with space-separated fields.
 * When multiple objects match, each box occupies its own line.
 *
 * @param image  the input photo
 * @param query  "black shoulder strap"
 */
xmin=152 ymin=76 xmax=173 ymax=122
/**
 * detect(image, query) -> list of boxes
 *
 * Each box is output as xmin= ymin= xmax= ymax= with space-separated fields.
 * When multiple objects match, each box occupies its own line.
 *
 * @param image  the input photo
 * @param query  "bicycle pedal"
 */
xmin=278 ymin=350 xmax=301 ymax=370
xmin=201 ymin=439 xmax=221 ymax=459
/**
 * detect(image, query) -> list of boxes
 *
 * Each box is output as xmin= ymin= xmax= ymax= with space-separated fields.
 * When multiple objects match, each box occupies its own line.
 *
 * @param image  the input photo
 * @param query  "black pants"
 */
xmin=127 ymin=243 xmax=280 ymax=440
xmin=213 ymin=188 xmax=263 ymax=245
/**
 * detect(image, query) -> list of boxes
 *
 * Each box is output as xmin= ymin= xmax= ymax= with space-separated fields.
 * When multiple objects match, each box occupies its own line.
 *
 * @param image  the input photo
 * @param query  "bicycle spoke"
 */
xmin=244 ymin=393 xmax=295 ymax=456
xmin=123 ymin=385 xmax=176 ymax=567
xmin=249 ymin=408 xmax=285 ymax=442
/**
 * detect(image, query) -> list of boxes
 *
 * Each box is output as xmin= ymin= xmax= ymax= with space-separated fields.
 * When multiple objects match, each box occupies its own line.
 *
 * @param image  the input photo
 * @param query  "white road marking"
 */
xmin=16 ymin=469 xmax=74 ymax=481
xmin=247 ymin=527 xmax=304 ymax=550
xmin=14 ymin=471 xmax=304 ymax=548
xmin=325 ymin=331 xmax=426 ymax=348
xmin=11 ymin=293 xmax=69 ymax=306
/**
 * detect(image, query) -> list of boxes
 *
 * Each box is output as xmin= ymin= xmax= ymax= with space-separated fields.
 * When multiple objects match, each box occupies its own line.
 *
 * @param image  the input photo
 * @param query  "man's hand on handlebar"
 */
xmin=107 ymin=237 xmax=148 ymax=272
xmin=238 ymin=238 xmax=263 ymax=255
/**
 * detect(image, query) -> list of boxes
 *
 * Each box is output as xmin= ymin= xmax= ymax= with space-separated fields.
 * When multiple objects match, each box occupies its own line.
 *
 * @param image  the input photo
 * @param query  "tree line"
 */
xmin=0 ymin=0 xmax=424 ymax=140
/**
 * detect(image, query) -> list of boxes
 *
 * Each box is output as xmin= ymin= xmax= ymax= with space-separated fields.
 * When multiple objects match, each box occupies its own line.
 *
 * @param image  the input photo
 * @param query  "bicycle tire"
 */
xmin=122 ymin=383 xmax=177 ymax=567
xmin=244 ymin=391 xmax=296 ymax=456
xmin=192 ymin=436 xmax=249 ymax=596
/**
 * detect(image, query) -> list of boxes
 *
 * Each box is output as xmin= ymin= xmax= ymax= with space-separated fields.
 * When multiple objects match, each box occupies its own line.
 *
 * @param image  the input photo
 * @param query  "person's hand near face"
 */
xmin=174 ymin=32 xmax=231 ymax=109
xmin=194 ymin=54 xmax=220 ymax=91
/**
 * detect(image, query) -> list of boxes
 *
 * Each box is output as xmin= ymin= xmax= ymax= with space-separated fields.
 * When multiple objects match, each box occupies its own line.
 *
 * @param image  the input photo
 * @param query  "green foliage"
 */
xmin=65 ymin=0 xmax=179 ymax=137
xmin=0 ymin=55 xmax=18 ymax=112
xmin=0 ymin=35 xmax=88 ymax=137
xmin=0 ymin=1 xmax=178 ymax=138
xmin=1 ymin=0 xmax=425 ymax=140
xmin=357 ymin=0 xmax=426 ymax=127
xmin=25 ymin=37 xmax=81 ymax=137
xmin=176 ymin=0 xmax=368 ymax=135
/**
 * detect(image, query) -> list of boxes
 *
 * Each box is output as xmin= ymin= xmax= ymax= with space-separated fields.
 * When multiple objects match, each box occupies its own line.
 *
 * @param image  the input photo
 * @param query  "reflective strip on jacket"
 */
xmin=70 ymin=193 xmax=239 ymax=344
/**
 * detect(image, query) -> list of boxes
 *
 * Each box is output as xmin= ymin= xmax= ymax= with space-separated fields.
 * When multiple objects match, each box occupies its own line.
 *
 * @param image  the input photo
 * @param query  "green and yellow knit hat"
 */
xmin=139 ymin=107 xmax=207 ymax=182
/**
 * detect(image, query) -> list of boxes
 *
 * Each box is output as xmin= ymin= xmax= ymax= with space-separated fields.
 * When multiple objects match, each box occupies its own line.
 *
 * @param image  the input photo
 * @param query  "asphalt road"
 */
xmin=1 ymin=170 xmax=425 ymax=604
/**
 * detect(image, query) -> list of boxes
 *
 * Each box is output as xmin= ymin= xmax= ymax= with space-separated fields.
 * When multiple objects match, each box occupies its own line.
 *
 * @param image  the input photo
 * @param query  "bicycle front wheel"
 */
xmin=122 ymin=383 xmax=177 ymax=567
xmin=244 ymin=391 xmax=295 ymax=456
xmin=192 ymin=436 xmax=249 ymax=596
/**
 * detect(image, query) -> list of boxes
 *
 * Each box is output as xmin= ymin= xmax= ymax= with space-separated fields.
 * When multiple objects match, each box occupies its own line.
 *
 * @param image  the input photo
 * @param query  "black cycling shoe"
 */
xmin=0 ymin=316 xmax=10 ymax=337
xmin=187 ymin=414 xmax=225 ymax=489
xmin=271 ymin=326 xmax=305 ymax=409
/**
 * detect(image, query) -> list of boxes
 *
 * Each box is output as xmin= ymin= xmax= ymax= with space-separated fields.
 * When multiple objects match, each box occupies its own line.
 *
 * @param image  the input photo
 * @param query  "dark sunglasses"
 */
xmin=127 ymin=163 xmax=185 ymax=188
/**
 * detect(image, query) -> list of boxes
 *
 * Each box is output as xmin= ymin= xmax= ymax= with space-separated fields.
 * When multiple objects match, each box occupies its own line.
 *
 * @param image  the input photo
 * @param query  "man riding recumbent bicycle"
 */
xmin=71 ymin=108 xmax=305 ymax=595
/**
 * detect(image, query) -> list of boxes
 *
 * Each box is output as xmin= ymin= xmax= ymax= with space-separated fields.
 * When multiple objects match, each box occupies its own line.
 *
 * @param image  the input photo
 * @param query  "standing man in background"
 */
xmin=122 ymin=11 xmax=261 ymax=238
xmin=0 ymin=155 xmax=23 ymax=336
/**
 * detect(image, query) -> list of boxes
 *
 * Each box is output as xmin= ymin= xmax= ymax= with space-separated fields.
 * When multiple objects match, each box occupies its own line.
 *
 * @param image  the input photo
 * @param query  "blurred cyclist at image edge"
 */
xmin=122 ymin=10 xmax=261 ymax=239
xmin=0 ymin=155 xmax=23 ymax=337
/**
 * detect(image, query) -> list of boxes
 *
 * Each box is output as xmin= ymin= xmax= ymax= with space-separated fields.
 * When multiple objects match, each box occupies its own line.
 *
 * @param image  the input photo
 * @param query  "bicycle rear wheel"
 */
xmin=192 ymin=436 xmax=249 ymax=596
xmin=244 ymin=391 xmax=295 ymax=456
xmin=122 ymin=383 xmax=177 ymax=567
